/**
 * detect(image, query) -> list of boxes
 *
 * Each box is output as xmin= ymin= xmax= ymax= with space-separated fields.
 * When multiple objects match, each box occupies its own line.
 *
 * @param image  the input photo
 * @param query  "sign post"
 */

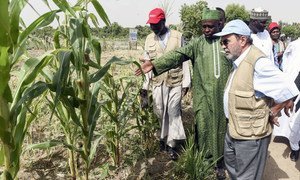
xmin=129 ymin=28 xmax=138 ymax=50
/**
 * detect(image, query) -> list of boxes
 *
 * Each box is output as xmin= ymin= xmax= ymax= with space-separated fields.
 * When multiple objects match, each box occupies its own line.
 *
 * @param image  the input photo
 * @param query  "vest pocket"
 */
xmin=234 ymin=90 xmax=254 ymax=109
xmin=234 ymin=110 xmax=268 ymax=137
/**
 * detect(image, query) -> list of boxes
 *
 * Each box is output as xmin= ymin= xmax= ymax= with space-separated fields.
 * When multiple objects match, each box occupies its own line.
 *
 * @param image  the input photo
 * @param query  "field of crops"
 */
xmin=9 ymin=47 xmax=195 ymax=179
xmin=2 ymin=1 xmax=299 ymax=179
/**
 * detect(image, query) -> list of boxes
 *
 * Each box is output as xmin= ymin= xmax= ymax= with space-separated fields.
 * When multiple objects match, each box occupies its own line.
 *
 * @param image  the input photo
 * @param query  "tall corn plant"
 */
xmin=37 ymin=1 xmax=110 ymax=179
xmin=100 ymin=72 xmax=140 ymax=167
xmin=0 ymin=0 xmax=59 ymax=179
xmin=27 ymin=1 xmax=135 ymax=179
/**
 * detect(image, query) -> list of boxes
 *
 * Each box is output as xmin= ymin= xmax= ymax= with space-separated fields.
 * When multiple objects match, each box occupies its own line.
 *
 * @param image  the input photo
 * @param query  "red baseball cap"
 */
xmin=268 ymin=22 xmax=280 ymax=32
xmin=147 ymin=8 xmax=165 ymax=24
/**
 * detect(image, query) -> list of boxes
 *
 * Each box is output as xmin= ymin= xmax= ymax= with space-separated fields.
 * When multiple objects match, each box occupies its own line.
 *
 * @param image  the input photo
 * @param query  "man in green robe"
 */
xmin=136 ymin=9 xmax=231 ymax=178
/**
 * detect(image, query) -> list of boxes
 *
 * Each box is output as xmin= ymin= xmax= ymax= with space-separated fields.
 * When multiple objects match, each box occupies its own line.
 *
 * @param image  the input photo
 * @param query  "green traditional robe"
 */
xmin=152 ymin=35 xmax=232 ymax=161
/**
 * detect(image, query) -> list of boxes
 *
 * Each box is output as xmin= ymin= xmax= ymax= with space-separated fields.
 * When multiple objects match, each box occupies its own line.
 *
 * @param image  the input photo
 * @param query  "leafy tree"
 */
xmin=179 ymin=0 xmax=208 ymax=39
xmin=135 ymin=25 xmax=151 ymax=39
xmin=282 ymin=23 xmax=300 ymax=40
xmin=225 ymin=4 xmax=250 ymax=23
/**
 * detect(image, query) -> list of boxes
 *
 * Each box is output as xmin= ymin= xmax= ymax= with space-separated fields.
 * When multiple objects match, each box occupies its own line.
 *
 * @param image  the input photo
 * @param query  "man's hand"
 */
xmin=135 ymin=60 xmax=154 ymax=76
xmin=139 ymin=89 xmax=148 ymax=109
xmin=269 ymin=115 xmax=280 ymax=127
xmin=283 ymin=99 xmax=294 ymax=117
xmin=270 ymin=99 xmax=294 ymax=117
xmin=269 ymin=98 xmax=295 ymax=126
xmin=182 ymin=87 xmax=189 ymax=97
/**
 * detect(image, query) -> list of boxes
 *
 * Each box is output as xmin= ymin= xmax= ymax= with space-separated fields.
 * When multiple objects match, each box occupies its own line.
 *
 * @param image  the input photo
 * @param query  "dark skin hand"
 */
xmin=269 ymin=99 xmax=294 ymax=126
xmin=135 ymin=59 xmax=154 ymax=76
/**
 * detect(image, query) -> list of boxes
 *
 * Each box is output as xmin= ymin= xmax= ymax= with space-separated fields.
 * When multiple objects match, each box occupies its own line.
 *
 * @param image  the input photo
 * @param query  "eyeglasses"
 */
xmin=220 ymin=39 xmax=229 ymax=46
xmin=202 ymin=25 xmax=215 ymax=29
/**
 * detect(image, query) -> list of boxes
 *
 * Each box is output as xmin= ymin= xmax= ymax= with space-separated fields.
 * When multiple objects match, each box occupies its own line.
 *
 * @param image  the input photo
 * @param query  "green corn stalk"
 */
xmin=173 ymin=133 xmax=218 ymax=179
xmin=25 ymin=1 xmax=131 ymax=179
xmin=0 ymin=0 xmax=60 ymax=178
xmin=100 ymin=72 xmax=141 ymax=166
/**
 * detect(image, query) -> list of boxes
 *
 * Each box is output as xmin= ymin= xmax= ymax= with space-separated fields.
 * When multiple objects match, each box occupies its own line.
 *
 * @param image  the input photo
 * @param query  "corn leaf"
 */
xmin=0 ymin=117 xmax=13 ymax=147
xmin=12 ymin=10 xmax=58 ymax=66
xmin=12 ymin=55 xmax=53 ymax=108
xmin=91 ymin=38 xmax=101 ymax=65
xmin=0 ymin=47 xmax=10 ymax=96
xmin=88 ymin=136 xmax=102 ymax=166
xmin=50 ymin=50 xmax=72 ymax=121
xmin=0 ymin=0 xmax=10 ymax=47
xmin=91 ymin=0 xmax=111 ymax=26
xmin=9 ymin=0 xmax=27 ymax=47
xmin=52 ymin=0 xmax=76 ymax=17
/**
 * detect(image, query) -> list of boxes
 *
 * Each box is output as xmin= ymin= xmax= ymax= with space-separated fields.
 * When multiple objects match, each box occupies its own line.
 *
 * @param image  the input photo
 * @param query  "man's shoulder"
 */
xmin=146 ymin=33 xmax=156 ymax=39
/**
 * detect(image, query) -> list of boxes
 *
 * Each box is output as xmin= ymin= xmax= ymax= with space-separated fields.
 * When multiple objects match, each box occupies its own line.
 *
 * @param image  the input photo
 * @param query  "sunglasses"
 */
xmin=202 ymin=25 xmax=215 ymax=29
xmin=220 ymin=39 xmax=229 ymax=46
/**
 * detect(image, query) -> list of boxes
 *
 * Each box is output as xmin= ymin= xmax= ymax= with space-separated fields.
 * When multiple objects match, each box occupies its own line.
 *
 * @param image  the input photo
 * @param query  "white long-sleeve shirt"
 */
xmin=251 ymin=30 xmax=274 ymax=61
xmin=224 ymin=46 xmax=299 ymax=118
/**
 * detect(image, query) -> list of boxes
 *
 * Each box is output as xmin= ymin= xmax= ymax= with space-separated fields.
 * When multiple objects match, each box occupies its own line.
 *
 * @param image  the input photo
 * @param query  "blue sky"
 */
xmin=22 ymin=0 xmax=299 ymax=28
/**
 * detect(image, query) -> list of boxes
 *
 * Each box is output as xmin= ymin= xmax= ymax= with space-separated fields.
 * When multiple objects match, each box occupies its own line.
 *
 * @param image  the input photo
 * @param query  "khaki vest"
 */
xmin=145 ymin=30 xmax=183 ymax=87
xmin=228 ymin=46 xmax=272 ymax=140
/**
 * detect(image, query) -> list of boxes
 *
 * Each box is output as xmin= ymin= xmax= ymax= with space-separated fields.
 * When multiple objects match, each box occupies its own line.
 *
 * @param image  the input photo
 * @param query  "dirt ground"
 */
xmin=264 ymin=136 xmax=300 ymax=180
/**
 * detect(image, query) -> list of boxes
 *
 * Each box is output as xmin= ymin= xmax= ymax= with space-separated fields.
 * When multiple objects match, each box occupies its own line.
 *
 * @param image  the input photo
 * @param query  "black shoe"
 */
xmin=167 ymin=147 xmax=178 ymax=161
xmin=290 ymin=149 xmax=299 ymax=162
xmin=159 ymin=140 xmax=166 ymax=152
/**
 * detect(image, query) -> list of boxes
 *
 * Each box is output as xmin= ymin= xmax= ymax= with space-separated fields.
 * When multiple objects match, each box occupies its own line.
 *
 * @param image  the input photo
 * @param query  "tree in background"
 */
xmin=281 ymin=23 xmax=300 ymax=40
xmin=225 ymin=4 xmax=249 ymax=23
xmin=135 ymin=25 xmax=152 ymax=39
xmin=179 ymin=0 xmax=208 ymax=39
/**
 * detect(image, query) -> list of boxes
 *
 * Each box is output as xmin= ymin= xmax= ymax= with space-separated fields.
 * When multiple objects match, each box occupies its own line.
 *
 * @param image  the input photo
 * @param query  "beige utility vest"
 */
xmin=145 ymin=30 xmax=183 ymax=87
xmin=228 ymin=46 xmax=272 ymax=140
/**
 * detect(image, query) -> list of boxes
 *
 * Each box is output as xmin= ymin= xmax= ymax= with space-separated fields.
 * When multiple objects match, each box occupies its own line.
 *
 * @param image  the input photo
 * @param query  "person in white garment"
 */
xmin=248 ymin=7 xmax=274 ymax=61
xmin=273 ymin=38 xmax=300 ymax=161
xmin=139 ymin=8 xmax=191 ymax=160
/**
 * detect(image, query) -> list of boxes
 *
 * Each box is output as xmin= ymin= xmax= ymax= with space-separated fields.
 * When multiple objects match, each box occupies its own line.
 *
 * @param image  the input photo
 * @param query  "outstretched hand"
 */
xmin=135 ymin=59 xmax=154 ymax=76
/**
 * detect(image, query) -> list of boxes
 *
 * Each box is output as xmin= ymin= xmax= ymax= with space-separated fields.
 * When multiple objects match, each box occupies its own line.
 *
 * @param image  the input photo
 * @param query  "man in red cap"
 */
xmin=140 ymin=8 xmax=191 ymax=160
xmin=268 ymin=22 xmax=286 ymax=69
xmin=137 ymin=8 xmax=232 ymax=179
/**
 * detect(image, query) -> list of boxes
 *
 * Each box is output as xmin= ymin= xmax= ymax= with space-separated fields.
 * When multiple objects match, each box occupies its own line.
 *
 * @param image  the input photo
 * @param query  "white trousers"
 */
xmin=152 ymin=84 xmax=186 ymax=147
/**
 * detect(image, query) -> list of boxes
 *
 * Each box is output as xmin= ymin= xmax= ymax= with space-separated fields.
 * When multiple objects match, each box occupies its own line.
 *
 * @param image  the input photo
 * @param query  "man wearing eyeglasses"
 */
xmin=214 ymin=19 xmax=299 ymax=180
xmin=136 ymin=8 xmax=231 ymax=179
xmin=248 ymin=7 xmax=274 ymax=61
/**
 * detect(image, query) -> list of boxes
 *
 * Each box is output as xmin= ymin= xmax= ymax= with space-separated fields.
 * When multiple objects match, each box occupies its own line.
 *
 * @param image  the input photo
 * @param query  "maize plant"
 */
xmin=0 ymin=0 xmax=60 ymax=179
xmin=99 ymin=71 xmax=140 ymax=167
xmin=26 ymin=0 xmax=139 ymax=179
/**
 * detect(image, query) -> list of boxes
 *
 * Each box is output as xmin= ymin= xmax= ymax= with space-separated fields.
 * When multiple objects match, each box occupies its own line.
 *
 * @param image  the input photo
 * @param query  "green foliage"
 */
xmin=225 ymin=4 xmax=250 ymax=22
xmin=179 ymin=0 xmax=208 ymax=39
xmin=135 ymin=25 xmax=152 ymax=39
xmin=282 ymin=23 xmax=300 ymax=40
xmin=173 ymin=134 xmax=216 ymax=180
xmin=0 ymin=0 xmax=57 ymax=178
xmin=101 ymin=22 xmax=129 ymax=38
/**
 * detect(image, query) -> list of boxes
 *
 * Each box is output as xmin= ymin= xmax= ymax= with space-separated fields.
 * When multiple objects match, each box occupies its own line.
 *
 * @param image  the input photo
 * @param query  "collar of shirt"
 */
xmin=233 ymin=46 xmax=251 ymax=69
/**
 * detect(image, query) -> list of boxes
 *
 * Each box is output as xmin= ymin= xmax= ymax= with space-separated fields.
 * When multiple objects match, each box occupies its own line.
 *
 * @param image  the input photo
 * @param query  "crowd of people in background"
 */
xmin=135 ymin=5 xmax=300 ymax=180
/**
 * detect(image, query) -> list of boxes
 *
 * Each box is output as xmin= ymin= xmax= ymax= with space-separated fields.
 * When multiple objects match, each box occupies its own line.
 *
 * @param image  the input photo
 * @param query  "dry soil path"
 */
xmin=264 ymin=136 xmax=300 ymax=180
